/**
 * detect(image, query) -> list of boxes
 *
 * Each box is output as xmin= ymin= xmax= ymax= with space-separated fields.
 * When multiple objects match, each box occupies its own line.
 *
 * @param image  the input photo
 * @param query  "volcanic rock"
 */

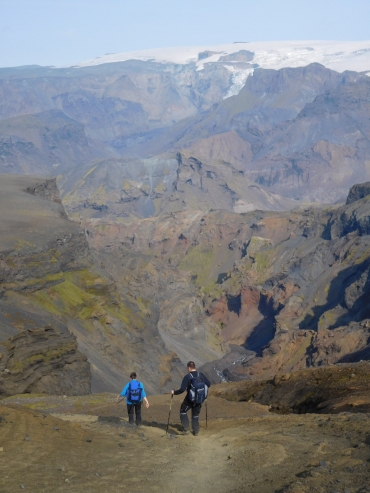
xmin=211 ymin=361 xmax=370 ymax=414
xmin=346 ymin=182 xmax=370 ymax=204
xmin=83 ymin=181 xmax=370 ymax=385
xmin=0 ymin=326 xmax=90 ymax=397
xmin=0 ymin=174 xmax=185 ymax=395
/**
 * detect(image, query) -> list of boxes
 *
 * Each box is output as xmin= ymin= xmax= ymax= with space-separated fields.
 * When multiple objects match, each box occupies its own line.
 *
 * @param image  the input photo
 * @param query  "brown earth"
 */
xmin=1 ymin=394 xmax=370 ymax=493
xmin=212 ymin=361 xmax=370 ymax=415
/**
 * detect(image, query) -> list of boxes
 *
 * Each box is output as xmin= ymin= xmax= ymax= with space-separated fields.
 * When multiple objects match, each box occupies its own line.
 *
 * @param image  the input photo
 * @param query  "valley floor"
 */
xmin=1 ymin=394 xmax=370 ymax=493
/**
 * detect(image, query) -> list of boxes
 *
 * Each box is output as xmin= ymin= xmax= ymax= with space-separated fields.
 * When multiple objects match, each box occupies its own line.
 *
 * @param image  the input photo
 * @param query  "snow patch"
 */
xmin=215 ymin=368 xmax=227 ymax=383
xmin=233 ymin=200 xmax=257 ymax=213
xmin=71 ymin=41 xmax=370 ymax=100
xmin=74 ymin=40 xmax=370 ymax=74
xmin=223 ymin=66 xmax=254 ymax=99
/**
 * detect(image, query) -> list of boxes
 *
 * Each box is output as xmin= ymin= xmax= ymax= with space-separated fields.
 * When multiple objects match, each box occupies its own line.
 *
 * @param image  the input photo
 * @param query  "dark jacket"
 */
xmin=174 ymin=370 xmax=211 ymax=399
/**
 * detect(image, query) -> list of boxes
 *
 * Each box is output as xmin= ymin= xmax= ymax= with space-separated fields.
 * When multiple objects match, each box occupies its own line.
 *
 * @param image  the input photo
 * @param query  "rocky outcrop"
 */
xmin=0 ymin=175 xmax=93 ymax=396
xmin=60 ymin=151 xmax=293 ymax=220
xmin=346 ymin=181 xmax=370 ymax=204
xmin=24 ymin=178 xmax=64 ymax=205
xmin=0 ymin=326 xmax=90 ymax=397
xmin=211 ymin=360 xmax=370 ymax=414
xmin=0 ymin=174 xmax=189 ymax=395
xmin=327 ymin=193 xmax=370 ymax=240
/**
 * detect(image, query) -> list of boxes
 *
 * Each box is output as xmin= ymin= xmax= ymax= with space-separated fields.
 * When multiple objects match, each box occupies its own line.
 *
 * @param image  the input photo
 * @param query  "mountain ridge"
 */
xmin=74 ymin=40 xmax=370 ymax=74
xmin=1 ymin=58 xmax=370 ymax=213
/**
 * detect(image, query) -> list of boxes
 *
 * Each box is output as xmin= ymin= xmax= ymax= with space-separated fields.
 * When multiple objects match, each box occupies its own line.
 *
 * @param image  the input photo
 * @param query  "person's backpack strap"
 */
xmin=188 ymin=372 xmax=194 ymax=386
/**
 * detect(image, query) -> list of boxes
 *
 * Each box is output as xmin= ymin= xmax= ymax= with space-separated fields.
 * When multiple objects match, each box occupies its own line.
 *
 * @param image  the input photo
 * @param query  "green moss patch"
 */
xmin=27 ymin=267 xmax=144 ymax=331
xmin=179 ymin=244 xmax=215 ymax=286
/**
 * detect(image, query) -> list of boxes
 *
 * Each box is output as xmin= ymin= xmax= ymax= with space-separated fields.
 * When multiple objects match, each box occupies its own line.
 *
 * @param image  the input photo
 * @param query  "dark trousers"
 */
xmin=180 ymin=398 xmax=201 ymax=434
xmin=127 ymin=402 xmax=142 ymax=425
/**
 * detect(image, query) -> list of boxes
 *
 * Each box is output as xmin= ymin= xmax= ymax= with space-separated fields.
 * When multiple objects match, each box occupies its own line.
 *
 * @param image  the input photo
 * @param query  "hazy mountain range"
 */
xmin=2 ymin=42 xmax=370 ymax=398
xmin=1 ymin=41 xmax=370 ymax=217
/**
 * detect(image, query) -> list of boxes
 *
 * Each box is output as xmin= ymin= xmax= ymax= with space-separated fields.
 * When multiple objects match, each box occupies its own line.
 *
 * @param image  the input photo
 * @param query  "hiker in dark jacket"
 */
xmin=171 ymin=361 xmax=211 ymax=436
xmin=116 ymin=372 xmax=149 ymax=426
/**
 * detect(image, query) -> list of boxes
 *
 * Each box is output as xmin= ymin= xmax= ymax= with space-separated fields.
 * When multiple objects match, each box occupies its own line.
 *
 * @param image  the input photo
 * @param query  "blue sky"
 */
xmin=1 ymin=0 xmax=370 ymax=67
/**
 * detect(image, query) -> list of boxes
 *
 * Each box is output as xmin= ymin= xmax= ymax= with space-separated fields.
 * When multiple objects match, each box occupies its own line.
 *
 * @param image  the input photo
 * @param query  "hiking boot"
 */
xmin=181 ymin=429 xmax=190 ymax=435
xmin=193 ymin=431 xmax=199 ymax=436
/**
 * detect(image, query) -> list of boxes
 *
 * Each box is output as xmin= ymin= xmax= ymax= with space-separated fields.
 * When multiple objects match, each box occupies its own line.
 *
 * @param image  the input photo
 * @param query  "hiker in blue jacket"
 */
xmin=116 ymin=372 xmax=149 ymax=426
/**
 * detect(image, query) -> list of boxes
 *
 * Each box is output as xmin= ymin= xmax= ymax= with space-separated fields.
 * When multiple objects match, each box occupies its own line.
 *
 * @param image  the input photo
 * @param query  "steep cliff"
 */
xmin=0 ymin=175 xmax=91 ymax=396
xmin=0 ymin=174 xmax=184 ymax=396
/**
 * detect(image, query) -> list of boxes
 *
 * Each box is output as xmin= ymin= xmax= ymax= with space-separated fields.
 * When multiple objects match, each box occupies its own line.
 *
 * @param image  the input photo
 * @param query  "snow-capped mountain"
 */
xmin=1 ymin=41 xmax=370 ymax=215
xmin=76 ymin=41 xmax=370 ymax=72
xmin=74 ymin=41 xmax=370 ymax=101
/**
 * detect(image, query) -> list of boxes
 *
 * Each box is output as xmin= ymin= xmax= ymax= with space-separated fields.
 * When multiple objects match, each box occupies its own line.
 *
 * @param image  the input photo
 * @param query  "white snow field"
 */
xmin=75 ymin=40 xmax=370 ymax=74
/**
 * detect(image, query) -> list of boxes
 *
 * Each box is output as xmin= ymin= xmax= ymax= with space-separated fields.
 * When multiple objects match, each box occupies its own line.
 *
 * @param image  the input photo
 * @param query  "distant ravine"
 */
xmin=2 ymin=43 xmax=370 ymax=398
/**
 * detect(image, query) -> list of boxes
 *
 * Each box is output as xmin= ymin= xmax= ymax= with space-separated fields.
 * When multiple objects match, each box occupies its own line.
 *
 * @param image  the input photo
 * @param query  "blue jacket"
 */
xmin=120 ymin=380 xmax=146 ymax=404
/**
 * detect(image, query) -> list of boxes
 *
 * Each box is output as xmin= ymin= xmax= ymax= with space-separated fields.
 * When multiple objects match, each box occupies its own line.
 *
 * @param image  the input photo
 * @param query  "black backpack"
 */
xmin=188 ymin=372 xmax=208 ymax=405
xmin=128 ymin=380 xmax=142 ymax=402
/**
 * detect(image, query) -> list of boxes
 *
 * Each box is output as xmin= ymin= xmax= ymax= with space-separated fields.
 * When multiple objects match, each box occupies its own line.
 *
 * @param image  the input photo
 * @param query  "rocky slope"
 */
xmin=0 ymin=110 xmax=112 ymax=176
xmin=0 ymin=175 xmax=91 ymax=396
xmin=143 ymin=63 xmax=361 ymax=156
xmin=0 ymin=57 xmax=235 ymax=168
xmin=1 ymin=55 xmax=370 ymax=216
xmin=81 ymin=180 xmax=370 ymax=386
xmin=249 ymin=78 xmax=370 ymax=202
xmin=0 ymin=326 xmax=90 ymax=397
xmin=212 ymin=360 xmax=370 ymax=414
xmin=57 ymin=64 xmax=370 ymax=217
xmin=60 ymin=153 xmax=294 ymax=220
xmin=0 ymin=174 xmax=187 ymax=396
xmin=144 ymin=65 xmax=370 ymax=204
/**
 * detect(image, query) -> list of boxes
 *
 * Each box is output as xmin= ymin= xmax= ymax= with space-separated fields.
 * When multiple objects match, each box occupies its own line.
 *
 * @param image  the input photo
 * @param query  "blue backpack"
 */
xmin=128 ymin=381 xmax=142 ymax=402
xmin=189 ymin=372 xmax=208 ymax=405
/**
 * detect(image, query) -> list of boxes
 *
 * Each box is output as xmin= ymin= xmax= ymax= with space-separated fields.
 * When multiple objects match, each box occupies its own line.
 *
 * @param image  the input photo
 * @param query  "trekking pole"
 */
xmin=166 ymin=394 xmax=173 ymax=435
xmin=205 ymin=398 xmax=208 ymax=429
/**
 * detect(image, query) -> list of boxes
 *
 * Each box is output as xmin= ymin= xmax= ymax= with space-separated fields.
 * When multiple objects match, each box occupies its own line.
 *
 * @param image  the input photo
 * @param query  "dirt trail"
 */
xmin=1 ymin=394 xmax=370 ymax=493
